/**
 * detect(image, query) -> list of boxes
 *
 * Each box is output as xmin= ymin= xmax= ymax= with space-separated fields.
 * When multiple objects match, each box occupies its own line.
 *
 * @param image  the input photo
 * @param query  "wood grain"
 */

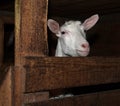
xmin=23 ymin=92 xmax=49 ymax=104
xmin=14 ymin=0 xmax=49 ymax=105
xmin=15 ymin=0 xmax=48 ymax=66
xmin=13 ymin=66 xmax=26 ymax=106
xmin=0 ymin=67 xmax=13 ymax=106
xmin=24 ymin=56 xmax=120 ymax=92
xmin=12 ymin=0 xmax=120 ymax=105
xmin=25 ymin=89 xmax=120 ymax=106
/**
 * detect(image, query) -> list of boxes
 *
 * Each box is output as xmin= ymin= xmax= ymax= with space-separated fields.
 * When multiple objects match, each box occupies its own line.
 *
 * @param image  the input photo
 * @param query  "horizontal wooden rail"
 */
xmin=25 ymin=89 xmax=120 ymax=106
xmin=23 ymin=56 xmax=120 ymax=92
xmin=23 ymin=92 xmax=49 ymax=104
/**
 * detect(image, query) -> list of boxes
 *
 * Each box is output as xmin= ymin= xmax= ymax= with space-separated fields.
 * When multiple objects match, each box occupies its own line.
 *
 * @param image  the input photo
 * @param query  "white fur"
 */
xmin=48 ymin=14 xmax=99 ymax=57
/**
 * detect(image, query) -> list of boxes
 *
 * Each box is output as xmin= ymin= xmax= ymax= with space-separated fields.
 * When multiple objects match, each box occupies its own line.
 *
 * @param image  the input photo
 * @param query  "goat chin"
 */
xmin=76 ymin=49 xmax=90 ymax=57
xmin=78 ymin=52 xmax=89 ymax=57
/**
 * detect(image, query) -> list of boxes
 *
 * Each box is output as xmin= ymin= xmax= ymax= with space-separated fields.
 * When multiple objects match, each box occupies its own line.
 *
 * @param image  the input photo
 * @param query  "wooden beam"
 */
xmin=13 ymin=66 xmax=26 ymax=106
xmin=23 ymin=56 xmax=120 ymax=92
xmin=25 ymin=89 xmax=120 ymax=106
xmin=0 ymin=67 xmax=13 ymax=106
xmin=23 ymin=92 xmax=49 ymax=104
xmin=14 ymin=0 xmax=48 ymax=106
xmin=15 ymin=0 xmax=48 ymax=66
xmin=13 ymin=65 xmax=49 ymax=105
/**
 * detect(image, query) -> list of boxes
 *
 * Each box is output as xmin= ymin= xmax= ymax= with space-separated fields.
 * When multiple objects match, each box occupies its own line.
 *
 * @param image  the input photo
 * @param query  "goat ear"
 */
xmin=48 ymin=19 xmax=60 ymax=34
xmin=82 ymin=14 xmax=99 ymax=30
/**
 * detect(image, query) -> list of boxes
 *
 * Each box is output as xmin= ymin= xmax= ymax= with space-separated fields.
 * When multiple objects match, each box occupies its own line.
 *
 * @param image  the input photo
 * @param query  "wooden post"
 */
xmin=0 ymin=67 xmax=13 ymax=106
xmin=14 ymin=0 xmax=48 ymax=105
xmin=15 ymin=0 xmax=48 ymax=66
xmin=0 ymin=19 xmax=4 ymax=65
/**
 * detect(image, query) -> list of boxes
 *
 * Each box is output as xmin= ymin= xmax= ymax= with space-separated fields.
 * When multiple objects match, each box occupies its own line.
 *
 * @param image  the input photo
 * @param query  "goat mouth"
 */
xmin=76 ymin=49 xmax=89 ymax=53
xmin=76 ymin=49 xmax=89 ymax=56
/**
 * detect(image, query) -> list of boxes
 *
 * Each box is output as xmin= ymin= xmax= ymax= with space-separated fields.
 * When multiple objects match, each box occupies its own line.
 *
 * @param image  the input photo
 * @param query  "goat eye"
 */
xmin=61 ymin=31 xmax=65 ymax=34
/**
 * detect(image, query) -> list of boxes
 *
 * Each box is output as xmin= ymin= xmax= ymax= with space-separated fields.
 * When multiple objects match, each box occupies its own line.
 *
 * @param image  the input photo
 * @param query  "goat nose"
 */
xmin=81 ymin=43 xmax=89 ymax=49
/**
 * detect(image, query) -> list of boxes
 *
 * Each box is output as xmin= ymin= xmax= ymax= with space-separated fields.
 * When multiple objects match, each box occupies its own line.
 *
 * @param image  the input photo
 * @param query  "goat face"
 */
xmin=48 ymin=14 xmax=99 ymax=57
xmin=57 ymin=21 xmax=89 ymax=56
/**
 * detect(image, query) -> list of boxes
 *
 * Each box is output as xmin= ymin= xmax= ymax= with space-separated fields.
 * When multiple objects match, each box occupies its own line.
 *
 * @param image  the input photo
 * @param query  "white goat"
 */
xmin=48 ymin=14 xmax=99 ymax=57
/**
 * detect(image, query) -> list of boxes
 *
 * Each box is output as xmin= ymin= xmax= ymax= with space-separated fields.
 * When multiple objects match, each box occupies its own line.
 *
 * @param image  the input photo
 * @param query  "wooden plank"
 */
xmin=14 ymin=0 xmax=48 ymax=105
xmin=24 ymin=56 xmax=120 ymax=92
xmin=25 ymin=89 xmax=120 ymax=106
xmin=15 ymin=0 xmax=21 ymax=66
xmin=13 ymin=67 xmax=49 ymax=106
xmin=0 ymin=64 xmax=12 ymax=85
xmin=23 ymin=92 xmax=49 ymax=104
xmin=0 ymin=19 xmax=4 ymax=64
xmin=13 ymin=66 xmax=26 ymax=106
xmin=0 ymin=67 xmax=13 ymax=106
xmin=15 ymin=0 xmax=48 ymax=66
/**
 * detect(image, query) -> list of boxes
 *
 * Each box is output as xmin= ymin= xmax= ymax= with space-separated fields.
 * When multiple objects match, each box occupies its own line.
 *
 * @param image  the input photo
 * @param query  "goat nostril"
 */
xmin=81 ymin=43 xmax=89 ymax=48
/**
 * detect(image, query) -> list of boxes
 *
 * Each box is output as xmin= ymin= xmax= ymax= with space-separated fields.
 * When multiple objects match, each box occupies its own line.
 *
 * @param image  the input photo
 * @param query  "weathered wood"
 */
xmin=25 ymin=89 xmax=120 ymax=106
xmin=0 ymin=19 xmax=4 ymax=64
xmin=14 ymin=0 xmax=49 ymax=105
xmin=24 ymin=56 xmax=120 ymax=92
xmin=13 ymin=66 xmax=26 ymax=106
xmin=13 ymin=66 xmax=49 ymax=106
xmin=15 ymin=0 xmax=21 ymax=66
xmin=15 ymin=0 xmax=48 ymax=66
xmin=0 ymin=67 xmax=13 ymax=106
xmin=0 ymin=64 xmax=12 ymax=85
xmin=23 ymin=92 xmax=49 ymax=104
xmin=12 ymin=0 xmax=120 ymax=106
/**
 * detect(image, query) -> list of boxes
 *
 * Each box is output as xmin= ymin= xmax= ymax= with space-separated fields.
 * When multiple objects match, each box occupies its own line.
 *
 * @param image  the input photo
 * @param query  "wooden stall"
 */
xmin=0 ymin=0 xmax=120 ymax=106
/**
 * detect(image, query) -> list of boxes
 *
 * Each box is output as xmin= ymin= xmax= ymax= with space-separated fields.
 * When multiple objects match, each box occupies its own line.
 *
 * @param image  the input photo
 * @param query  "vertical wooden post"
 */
xmin=14 ymin=0 xmax=48 ymax=105
xmin=15 ymin=0 xmax=48 ymax=66
xmin=0 ymin=19 xmax=4 ymax=64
